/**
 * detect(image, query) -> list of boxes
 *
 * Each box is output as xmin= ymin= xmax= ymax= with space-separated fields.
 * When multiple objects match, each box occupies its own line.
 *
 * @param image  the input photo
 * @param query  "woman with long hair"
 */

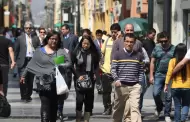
xmin=164 ymin=43 xmax=190 ymax=122
xmin=20 ymin=31 xmax=71 ymax=122
xmin=72 ymin=36 xmax=100 ymax=122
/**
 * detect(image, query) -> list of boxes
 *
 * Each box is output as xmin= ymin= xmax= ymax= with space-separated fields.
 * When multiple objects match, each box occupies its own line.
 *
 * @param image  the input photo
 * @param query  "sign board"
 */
xmin=63 ymin=13 xmax=68 ymax=21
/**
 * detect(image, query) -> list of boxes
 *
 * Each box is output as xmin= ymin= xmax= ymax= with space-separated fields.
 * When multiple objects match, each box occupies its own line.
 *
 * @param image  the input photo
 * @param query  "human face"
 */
xmin=96 ymin=33 xmax=103 ymax=40
xmin=24 ymin=25 xmax=32 ymax=35
xmin=39 ymin=29 xmax=46 ymax=38
xmin=125 ymin=24 xmax=134 ymax=34
xmin=48 ymin=35 xmax=59 ymax=49
xmin=159 ymin=37 xmax=169 ymax=48
xmin=124 ymin=37 xmax=135 ymax=51
xmin=111 ymin=30 xmax=119 ymax=40
xmin=61 ymin=26 xmax=69 ymax=35
xmin=148 ymin=32 xmax=156 ymax=40
xmin=82 ymin=39 xmax=91 ymax=50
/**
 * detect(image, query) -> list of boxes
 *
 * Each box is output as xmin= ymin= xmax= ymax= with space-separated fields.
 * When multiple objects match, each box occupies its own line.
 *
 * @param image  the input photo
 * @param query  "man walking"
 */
xmin=0 ymin=27 xmax=16 ymax=97
xmin=15 ymin=21 xmax=39 ymax=102
xmin=101 ymin=23 xmax=121 ymax=115
xmin=149 ymin=31 xmax=175 ymax=122
xmin=111 ymin=33 xmax=143 ymax=122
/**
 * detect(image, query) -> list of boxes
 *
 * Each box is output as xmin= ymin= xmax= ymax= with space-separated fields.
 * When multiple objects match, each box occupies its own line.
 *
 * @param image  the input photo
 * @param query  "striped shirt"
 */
xmin=111 ymin=48 xmax=144 ymax=84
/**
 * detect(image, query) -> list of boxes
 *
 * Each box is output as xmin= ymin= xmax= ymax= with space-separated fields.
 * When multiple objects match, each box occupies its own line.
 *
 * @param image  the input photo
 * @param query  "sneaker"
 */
xmin=165 ymin=116 xmax=171 ymax=122
xmin=102 ymin=108 xmax=112 ymax=115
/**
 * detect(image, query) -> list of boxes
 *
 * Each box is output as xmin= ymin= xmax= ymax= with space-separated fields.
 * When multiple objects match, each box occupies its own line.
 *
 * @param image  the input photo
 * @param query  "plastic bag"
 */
xmin=55 ymin=67 xmax=69 ymax=95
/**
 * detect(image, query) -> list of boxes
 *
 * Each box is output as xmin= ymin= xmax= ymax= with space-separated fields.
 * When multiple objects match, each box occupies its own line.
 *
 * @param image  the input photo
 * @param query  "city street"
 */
xmin=0 ymin=72 xmax=183 ymax=122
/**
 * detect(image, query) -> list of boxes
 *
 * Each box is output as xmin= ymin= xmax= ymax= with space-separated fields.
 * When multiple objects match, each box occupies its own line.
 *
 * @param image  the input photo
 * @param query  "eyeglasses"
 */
xmin=49 ymin=38 xmax=58 ymax=41
xmin=25 ymin=27 xmax=32 ymax=30
xmin=159 ymin=40 xmax=168 ymax=43
xmin=126 ymin=29 xmax=134 ymax=31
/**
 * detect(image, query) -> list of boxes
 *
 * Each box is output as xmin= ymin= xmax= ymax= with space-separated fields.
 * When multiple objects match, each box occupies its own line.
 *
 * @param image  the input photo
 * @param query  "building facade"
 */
xmin=153 ymin=0 xmax=190 ymax=48
xmin=130 ymin=0 xmax=148 ymax=18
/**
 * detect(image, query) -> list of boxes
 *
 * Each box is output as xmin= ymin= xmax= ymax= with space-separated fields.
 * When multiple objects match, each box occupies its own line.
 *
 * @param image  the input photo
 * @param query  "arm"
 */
xmin=142 ymin=47 xmax=149 ymax=64
xmin=111 ymin=53 xmax=119 ymax=81
xmin=8 ymin=46 xmax=16 ymax=69
xmin=165 ymin=59 xmax=175 ymax=85
xmin=139 ymin=62 xmax=144 ymax=83
xmin=172 ymin=58 xmax=189 ymax=76
xmin=149 ymin=57 xmax=156 ymax=83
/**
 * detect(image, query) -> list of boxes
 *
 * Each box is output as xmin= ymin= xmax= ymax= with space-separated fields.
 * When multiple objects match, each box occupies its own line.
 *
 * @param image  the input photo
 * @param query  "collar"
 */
xmin=123 ymin=48 xmax=133 ymax=56
xmin=64 ymin=33 xmax=70 ymax=38
xmin=25 ymin=33 xmax=31 ymax=38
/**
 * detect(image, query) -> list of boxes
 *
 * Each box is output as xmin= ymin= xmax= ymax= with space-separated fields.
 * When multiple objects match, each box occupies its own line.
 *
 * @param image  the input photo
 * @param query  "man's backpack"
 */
xmin=0 ymin=95 xmax=11 ymax=117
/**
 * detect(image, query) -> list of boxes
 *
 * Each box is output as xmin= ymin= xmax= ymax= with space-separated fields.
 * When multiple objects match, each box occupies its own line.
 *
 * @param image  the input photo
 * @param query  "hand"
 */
xmin=116 ymin=31 xmax=122 ymax=39
xmin=94 ymin=74 xmax=96 ymax=80
xmin=149 ymin=76 xmax=154 ymax=84
xmin=79 ymin=76 xmax=84 ymax=81
xmin=164 ymin=84 xmax=168 ymax=92
xmin=10 ymin=61 xmax=16 ymax=69
xmin=0 ymin=91 xmax=4 ymax=96
xmin=20 ymin=77 xmax=25 ymax=84
xmin=115 ymin=80 xmax=121 ymax=87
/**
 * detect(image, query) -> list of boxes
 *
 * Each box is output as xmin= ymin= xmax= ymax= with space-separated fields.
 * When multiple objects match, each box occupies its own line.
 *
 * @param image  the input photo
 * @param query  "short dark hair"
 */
xmin=43 ymin=31 xmax=62 ymax=49
xmin=0 ymin=27 xmax=4 ymax=35
xmin=124 ymin=33 xmax=136 ymax=41
xmin=96 ymin=29 xmax=103 ymax=35
xmin=148 ymin=28 xmax=156 ymax=34
xmin=61 ymin=24 xmax=70 ymax=30
xmin=110 ymin=23 xmax=121 ymax=31
xmin=158 ymin=31 xmax=170 ymax=40
xmin=82 ymin=28 xmax=91 ymax=36
xmin=38 ymin=27 xmax=46 ymax=32
xmin=103 ymin=30 xmax=107 ymax=35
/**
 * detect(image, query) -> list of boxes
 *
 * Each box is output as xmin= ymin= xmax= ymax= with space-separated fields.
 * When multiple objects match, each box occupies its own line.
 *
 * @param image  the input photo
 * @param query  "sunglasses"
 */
xmin=40 ymin=31 xmax=46 ymax=33
xmin=160 ymin=40 xmax=168 ymax=43
xmin=25 ymin=27 xmax=32 ymax=30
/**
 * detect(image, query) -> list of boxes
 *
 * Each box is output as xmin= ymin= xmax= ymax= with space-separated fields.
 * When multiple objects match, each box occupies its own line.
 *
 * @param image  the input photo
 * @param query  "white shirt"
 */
xmin=25 ymin=34 xmax=34 ymax=57
xmin=185 ymin=49 xmax=190 ymax=59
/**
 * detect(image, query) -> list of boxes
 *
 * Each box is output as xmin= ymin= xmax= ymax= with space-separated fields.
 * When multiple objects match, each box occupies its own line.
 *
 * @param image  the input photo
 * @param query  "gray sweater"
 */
xmin=22 ymin=48 xmax=71 ymax=77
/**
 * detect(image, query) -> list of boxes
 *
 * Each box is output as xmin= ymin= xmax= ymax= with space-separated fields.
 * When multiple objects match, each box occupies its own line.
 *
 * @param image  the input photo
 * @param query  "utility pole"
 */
xmin=148 ymin=0 xmax=154 ymax=29
xmin=77 ymin=0 xmax=80 ymax=35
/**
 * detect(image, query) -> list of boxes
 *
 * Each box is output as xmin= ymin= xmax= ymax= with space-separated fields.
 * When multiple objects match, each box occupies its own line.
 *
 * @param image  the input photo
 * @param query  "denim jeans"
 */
xmin=172 ymin=88 xmax=190 ymax=122
xmin=139 ymin=73 xmax=150 ymax=112
xmin=153 ymin=76 xmax=171 ymax=116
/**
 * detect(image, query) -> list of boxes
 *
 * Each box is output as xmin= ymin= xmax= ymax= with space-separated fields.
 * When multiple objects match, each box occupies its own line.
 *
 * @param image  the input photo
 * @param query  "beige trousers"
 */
xmin=112 ymin=83 xmax=142 ymax=122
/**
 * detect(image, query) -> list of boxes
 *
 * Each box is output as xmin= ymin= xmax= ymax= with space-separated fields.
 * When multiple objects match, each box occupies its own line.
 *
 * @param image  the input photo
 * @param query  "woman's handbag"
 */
xmin=76 ymin=75 xmax=92 ymax=91
xmin=34 ymin=74 xmax=54 ymax=91
xmin=55 ymin=67 xmax=69 ymax=95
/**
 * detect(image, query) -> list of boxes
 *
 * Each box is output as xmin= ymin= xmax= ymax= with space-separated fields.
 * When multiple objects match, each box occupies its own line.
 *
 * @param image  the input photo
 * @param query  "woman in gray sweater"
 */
xmin=20 ymin=31 xmax=71 ymax=122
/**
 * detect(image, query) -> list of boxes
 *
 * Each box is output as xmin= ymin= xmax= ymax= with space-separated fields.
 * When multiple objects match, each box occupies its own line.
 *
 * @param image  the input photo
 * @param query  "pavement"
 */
xmin=1 ymin=72 xmax=189 ymax=122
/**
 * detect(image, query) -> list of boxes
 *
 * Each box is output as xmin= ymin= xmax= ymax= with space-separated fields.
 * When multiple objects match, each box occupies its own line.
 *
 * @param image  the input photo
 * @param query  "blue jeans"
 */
xmin=139 ymin=73 xmax=149 ymax=112
xmin=153 ymin=76 xmax=171 ymax=116
xmin=172 ymin=88 xmax=190 ymax=122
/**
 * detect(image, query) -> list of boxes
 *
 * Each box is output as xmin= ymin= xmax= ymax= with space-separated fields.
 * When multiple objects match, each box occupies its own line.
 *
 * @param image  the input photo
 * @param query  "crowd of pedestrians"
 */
xmin=1 ymin=21 xmax=190 ymax=122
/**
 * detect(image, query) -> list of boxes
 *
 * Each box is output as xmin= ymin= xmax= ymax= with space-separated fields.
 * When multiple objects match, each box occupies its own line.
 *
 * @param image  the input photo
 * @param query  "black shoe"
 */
xmin=57 ymin=112 xmax=68 ymax=121
xmin=102 ymin=108 xmax=112 ymax=115
xmin=25 ymin=97 xmax=32 ymax=103
xmin=21 ymin=98 xmax=25 ymax=101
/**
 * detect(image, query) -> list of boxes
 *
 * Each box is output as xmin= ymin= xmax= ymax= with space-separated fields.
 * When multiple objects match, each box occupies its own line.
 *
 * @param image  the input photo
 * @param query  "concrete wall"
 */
xmin=171 ymin=0 xmax=184 ymax=46
xmin=153 ymin=0 xmax=163 ymax=42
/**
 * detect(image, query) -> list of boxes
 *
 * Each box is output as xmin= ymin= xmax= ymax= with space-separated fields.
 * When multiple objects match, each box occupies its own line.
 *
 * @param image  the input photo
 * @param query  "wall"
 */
xmin=54 ymin=0 xmax=61 ymax=25
xmin=130 ymin=0 xmax=148 ymax=18
xmin=171 ymin=0 xmax=184 ymax=46
xmin=153 ymin=0 xmax=163 ymax=41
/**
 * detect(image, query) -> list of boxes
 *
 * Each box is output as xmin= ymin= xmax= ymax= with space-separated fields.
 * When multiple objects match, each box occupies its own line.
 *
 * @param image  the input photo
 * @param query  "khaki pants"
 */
xmin=112 ymin=83 xmax=142 ymax=122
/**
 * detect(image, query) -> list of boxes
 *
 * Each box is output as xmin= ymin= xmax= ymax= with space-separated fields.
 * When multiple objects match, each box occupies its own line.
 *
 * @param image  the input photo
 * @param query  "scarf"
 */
xmin=76 ymin=49 xmax=92 ymax=71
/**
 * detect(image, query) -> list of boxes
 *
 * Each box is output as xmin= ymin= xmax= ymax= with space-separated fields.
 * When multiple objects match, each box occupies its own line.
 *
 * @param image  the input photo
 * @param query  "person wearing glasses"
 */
xmin=15 ymin=21 xmax=40 ymax=102
xmin=33 ymin=27 xmax=46 ymax=47
xmin=149 ymin=31 xmax=175 ymax=122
